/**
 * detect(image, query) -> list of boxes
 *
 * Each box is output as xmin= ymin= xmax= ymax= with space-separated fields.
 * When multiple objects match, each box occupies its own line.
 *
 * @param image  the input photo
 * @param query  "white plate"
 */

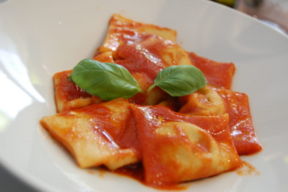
xmin=0 ymin=0 xmax=288 ymax=191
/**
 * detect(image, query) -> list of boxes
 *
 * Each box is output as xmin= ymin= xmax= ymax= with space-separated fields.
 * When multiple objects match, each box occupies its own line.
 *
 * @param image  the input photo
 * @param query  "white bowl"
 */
xmin=0 ymin=0 xmax=288 ymax=191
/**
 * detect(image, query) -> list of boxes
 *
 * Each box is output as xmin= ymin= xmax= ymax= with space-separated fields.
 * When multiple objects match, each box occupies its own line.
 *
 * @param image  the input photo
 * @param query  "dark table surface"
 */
xmin=0 ymin=164 xmax=37 ymax=192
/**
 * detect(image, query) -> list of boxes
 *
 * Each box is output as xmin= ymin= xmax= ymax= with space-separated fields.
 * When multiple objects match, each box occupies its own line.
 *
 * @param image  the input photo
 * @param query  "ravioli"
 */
xmin=41 ymin=99 xmax=139 ymax=170
xmin=53 ymin=70 xmax=100 ymax=112
xmin=53 ymin=52 xmax=114 ymax=112
xmin=189 ymin=52 xmax=236 ymax=89
xmin=179 ymin=86 xmax=262 ymax=155
xmin=98 ymin=14 xmax=177 ymax=53
xmin=132 ymin=105 xmax=241 ymax=187
xmin=216 ymin=88 xmax=262 ymax=155
xmin=41 ymin=14 xmax=262 ymax=190
xmin=179 ymin=86 xmax=226 ymax=116
xmin=54 ymin=15 xmax=193 ymax=107
xmin=97 ymin=14 xmax=193 ymax=105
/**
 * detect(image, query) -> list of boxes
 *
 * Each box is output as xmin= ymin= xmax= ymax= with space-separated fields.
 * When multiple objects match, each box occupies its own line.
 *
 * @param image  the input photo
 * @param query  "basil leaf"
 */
xmin=148 ymin=65 xmax=207 ymax=97
xmin=71 ymin=59 xmax=141 ymax=100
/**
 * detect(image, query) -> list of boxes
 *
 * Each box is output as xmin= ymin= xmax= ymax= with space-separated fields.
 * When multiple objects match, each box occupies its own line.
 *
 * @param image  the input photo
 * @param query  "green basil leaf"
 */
xmin=148 ymin=65 xmax=207 ymax=97
xmin=71 ymin=59 xmax=141 ymax=100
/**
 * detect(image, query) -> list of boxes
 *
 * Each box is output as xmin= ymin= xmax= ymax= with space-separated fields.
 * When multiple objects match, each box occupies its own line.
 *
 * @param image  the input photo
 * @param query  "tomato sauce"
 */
xmin=131 ymin=105 xmax=241 ymax=188
xmin=54 ymin=70 xmax=92 ymax=101
xmin=114 ymin=36 xmax=165 ymax=81
xmin=112 ymin=34 xmax=176 ymax=105
xmin=189 ymin=52 xmax=236 ymax=89
xmin=91 ymin=163 xmax=186 ymax=190
xmin=46 ymin=14 xmax=263 ymax=191
xmin=115 ymin=110 xmax=140 ymax=154
xmin=216 ymin=88 xmax=262 ymax=155
xmin=68 ymin=99 xmax=140 ymax=157
xmin=116 ymin=165 xmax=187 ymax=190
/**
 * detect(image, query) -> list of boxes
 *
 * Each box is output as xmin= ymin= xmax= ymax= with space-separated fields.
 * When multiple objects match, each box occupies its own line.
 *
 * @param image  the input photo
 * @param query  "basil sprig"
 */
xmin=148 ymin=65 xmax=207 ymax=97
xmin=71 ymin=59 xmax=207 ymax=100
xmin=71 ymin=59 xmax=142 ymax=100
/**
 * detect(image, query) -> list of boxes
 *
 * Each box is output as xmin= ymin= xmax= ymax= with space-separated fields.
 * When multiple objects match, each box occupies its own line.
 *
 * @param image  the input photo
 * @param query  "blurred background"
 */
xmin=211 ymin=0 xmax=288 ymax=34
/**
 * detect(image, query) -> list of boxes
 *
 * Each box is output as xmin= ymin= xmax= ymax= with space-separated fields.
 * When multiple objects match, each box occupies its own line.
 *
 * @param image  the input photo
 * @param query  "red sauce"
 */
xmin=114 ymin=164 xmax=187 ymax=190
xmin=216 ymin=88 xmax=262 ymax=155
xmin=69 ymin=99 xmax=140 ymax=154
xmin=189 ymin=52 xmax=236 ymax=89
xmin=54 ymin=70 xmax=91 ymax=101
xmin=115 ymin=110 xmax=140 ymax=153
xmin=89 ymin=163 xmax=186 ymax=190
xmin=114 ymin=34 xmax=173 ymax=81
xmin=66 ymin=103 xmax=241 ymax=189
xmin=112 ymin=34 xmax=175 ymax=105
xmin=50 ymin=15 xmax=262 ymax=189
xmin=131 ymin=105 xmax=241 ymax=188
xmin=114 ymin=163 xmax=144 ymax=183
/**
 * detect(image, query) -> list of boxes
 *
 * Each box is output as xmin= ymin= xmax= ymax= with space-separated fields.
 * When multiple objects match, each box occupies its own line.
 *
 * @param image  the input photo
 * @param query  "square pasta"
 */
xmin=132 ymin=105 xmax=241 ymax=187
xmin=41 ymin=99 xmax=139 ymax=170
xmin=179 ymin=86 xmax=262 ymax=155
